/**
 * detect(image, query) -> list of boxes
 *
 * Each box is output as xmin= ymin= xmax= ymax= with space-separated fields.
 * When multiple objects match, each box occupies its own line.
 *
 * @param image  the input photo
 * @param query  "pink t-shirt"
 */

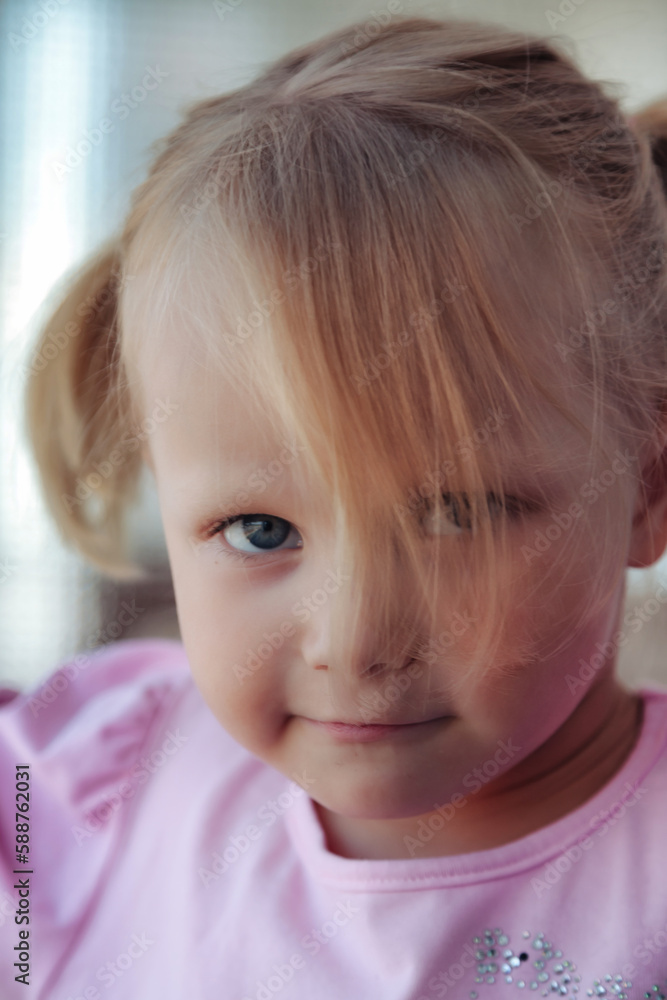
xmin=1 ymin=638 xmax=666 ymax=999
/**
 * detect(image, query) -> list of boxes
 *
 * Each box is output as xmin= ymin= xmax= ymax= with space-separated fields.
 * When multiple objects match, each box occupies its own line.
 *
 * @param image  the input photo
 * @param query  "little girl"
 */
xmin=2 ymin=13 xmax=667 ymax=999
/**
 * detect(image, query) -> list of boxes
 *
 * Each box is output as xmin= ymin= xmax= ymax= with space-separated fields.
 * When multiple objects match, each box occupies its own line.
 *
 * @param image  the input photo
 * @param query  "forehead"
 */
xmin=136 ymin=324 xmax=318 ymax=518
xmin=124 ymin=204 xmax=604 ymax=487
xmin=136 ymin=318 xmax=600 ymax=522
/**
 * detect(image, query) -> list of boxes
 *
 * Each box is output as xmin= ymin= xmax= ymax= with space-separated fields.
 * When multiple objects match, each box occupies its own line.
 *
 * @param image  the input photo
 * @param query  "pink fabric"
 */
xmin=1 ymin=638 xmax=666 ymax=999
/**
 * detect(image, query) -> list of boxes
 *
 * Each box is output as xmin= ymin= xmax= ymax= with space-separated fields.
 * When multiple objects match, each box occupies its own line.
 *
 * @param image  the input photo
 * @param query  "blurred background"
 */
xmin=1 ymin=0 xmax=667 ymax=691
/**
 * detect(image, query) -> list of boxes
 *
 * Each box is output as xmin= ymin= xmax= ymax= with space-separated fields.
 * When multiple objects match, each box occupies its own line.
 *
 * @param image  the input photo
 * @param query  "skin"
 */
xmin=138 ymin=341 xmax=667 ymax=861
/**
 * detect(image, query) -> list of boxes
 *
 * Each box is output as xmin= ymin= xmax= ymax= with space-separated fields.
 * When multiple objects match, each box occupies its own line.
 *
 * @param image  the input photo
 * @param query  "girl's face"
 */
xmin=139 ymin=341 xmax=644 ymax=844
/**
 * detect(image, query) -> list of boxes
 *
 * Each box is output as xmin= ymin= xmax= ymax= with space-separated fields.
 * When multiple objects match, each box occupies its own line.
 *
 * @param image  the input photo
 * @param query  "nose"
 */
xmin=300 ymin=579 xmax=421 ymax=678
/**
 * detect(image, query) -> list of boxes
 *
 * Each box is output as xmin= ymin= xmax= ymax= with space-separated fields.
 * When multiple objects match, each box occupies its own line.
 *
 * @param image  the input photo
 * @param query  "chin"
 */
xmin=316 ymin=775 xmax=442 ymax=821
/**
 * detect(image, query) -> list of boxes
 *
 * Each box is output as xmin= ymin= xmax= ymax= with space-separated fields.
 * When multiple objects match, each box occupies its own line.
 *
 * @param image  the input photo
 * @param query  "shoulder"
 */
xmin=0 ymin=637 xmax=191 ymax=757
xmin=0 ymin=639 xmax=201 ymax=988
xmin=24 ymin=636 xmax=190 ymax=720
xmin=0 ymin=638 xmax=192 ymax=862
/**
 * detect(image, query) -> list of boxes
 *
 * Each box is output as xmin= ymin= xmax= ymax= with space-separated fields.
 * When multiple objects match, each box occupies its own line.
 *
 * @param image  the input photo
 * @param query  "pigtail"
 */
xmin=23 ymin=239 xmax=148 ymax=581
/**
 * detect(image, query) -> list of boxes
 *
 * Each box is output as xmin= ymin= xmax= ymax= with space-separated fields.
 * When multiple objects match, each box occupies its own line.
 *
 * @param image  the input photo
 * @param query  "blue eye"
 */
xmin=208 ymin=491 xmax=536 ymax=562
xmin=210 ymin=514 xmax=303 ymax=561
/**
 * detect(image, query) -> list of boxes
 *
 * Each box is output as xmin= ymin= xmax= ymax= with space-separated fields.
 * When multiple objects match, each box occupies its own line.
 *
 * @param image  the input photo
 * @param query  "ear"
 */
xmin=627 ymin=408 xmax=667 ymax=569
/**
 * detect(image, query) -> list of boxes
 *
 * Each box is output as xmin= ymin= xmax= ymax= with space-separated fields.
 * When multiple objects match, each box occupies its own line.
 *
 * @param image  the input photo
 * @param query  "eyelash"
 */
xmin=207 ymin=492 xmax=538 ymax=562
xmin=207 ymin=514 xmax=302 ymax=564
xmin=426 ymin=491 xmax=535 ymax=533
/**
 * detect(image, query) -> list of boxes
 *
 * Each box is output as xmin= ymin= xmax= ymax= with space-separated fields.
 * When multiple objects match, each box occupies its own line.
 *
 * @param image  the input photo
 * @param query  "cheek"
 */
xmin=164 ymin=538 xmax=290 ymax=749
xmin=510 ymin=535 xmax=618 ymax=660
xmin=452 ymin=542 xmax=616 ymax=731
xmin=165 ymin=525 xmax=257 ymax=652
xmin=434 ymin=532 xmax=592 ymax=666
xmin=178 ymin=613 xmax=284 ymax=758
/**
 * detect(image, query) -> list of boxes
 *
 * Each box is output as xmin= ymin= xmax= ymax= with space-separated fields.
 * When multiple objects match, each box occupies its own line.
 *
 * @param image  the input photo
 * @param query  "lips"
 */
xmin=312 ymin=715 xmax=444 ymax=727
xmin=302 ymin=715 xmax=452 ymax=744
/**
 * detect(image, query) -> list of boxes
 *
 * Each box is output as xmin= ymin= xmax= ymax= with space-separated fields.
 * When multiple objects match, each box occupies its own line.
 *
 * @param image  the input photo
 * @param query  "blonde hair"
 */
xmin=24 ymin=15 xmax=667 ymax=697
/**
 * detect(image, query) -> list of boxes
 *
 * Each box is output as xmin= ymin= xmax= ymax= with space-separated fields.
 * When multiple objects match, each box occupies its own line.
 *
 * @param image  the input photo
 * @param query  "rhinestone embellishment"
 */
xmin=425 ymin=926 xmax=667 ymax=999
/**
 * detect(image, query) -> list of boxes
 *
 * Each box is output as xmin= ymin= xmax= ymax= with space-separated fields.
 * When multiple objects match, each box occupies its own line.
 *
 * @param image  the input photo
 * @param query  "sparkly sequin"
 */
xmin=454 ymin=926 xmax=667 ymax=999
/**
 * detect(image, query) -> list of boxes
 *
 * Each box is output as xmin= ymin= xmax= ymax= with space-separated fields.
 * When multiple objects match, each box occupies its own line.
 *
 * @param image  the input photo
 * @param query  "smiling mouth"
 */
xmin=302 ymin=715 xmax=453 ymax=743
xmin=312 ymin=715 xmax=445 ymax=727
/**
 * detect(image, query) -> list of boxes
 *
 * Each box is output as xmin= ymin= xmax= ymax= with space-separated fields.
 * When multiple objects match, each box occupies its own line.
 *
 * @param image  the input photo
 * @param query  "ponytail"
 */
xmin=23 ymin=238 xmax=148 ymax=580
